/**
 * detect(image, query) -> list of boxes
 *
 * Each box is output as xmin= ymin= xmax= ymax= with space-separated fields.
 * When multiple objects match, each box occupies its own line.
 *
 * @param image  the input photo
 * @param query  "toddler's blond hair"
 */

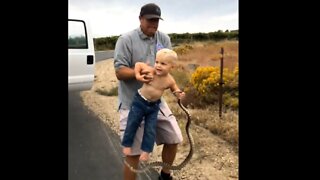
xmin=156 ymin=48 xmax=178 ymax=64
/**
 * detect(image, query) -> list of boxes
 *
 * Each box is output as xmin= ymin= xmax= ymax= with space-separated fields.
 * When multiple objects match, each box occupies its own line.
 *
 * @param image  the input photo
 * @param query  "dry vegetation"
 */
xmin=174 ymin=40 xmax=238 ymax=70
xmin=172 ymin=40 xmax=238 ymax=146
xmin=81 ymin=40 xmax=238 ymax=180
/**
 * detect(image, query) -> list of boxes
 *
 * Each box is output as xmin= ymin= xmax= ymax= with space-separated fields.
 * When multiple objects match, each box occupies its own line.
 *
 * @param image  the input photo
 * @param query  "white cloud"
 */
xmin=69 ymin=0 xmax=238 ymax=38
xmin=160 ymin=12 xmax=238 ymax=34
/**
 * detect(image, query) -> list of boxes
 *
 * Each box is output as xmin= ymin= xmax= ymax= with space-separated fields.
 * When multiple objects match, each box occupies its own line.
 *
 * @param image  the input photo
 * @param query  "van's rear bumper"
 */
xmin=68 ymin=81 xmax=93 ymax=92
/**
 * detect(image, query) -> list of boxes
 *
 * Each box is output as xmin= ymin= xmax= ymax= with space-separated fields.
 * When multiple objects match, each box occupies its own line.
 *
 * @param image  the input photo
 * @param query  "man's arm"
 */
xmin=115 ymin=67 xmax=135 ymax=80
xmin=114 ymin=36 xmax=153 ymax=82
xmin=116 ymin=63 xmax=155 ymax=83
xmin=114 ymin=35 xmax=136 ymax=81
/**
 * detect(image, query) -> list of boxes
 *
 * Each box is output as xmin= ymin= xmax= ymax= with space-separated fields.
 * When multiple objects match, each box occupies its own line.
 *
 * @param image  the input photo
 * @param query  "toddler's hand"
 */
xmin=177 ymin=92 xmax=185 ymax=99
xmin=173 ymin=91 xmax=185 ymax=99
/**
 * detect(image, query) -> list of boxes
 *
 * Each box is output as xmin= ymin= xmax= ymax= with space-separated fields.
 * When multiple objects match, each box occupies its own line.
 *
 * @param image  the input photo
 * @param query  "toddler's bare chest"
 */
xmin=148 ymin=77 xmax=170 ymax=90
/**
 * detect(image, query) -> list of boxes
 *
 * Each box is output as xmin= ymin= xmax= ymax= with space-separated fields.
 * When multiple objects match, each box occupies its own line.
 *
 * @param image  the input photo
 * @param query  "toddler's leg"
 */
xmin=123 ymin=147 xmax=132 ymax=156
xmin=139 ymin=151 xmax=150 ymax=161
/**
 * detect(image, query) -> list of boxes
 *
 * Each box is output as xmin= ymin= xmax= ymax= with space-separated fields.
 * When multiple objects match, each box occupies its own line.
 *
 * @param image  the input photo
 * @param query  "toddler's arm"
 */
xmin=170 ymin=78 xmax=185 ymax=99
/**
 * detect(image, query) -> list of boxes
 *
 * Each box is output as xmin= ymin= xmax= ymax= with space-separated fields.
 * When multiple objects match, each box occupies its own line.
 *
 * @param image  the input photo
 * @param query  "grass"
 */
xmin=164 ymin=91 xmax=238 ymax=147
xmin=174 ymin=40 xmax=238 ymax=71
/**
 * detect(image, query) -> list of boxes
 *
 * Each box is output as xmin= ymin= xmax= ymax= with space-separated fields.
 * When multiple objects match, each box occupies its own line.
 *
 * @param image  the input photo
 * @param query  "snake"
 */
xmin=124 ymin=99 xmax=194 ymax=173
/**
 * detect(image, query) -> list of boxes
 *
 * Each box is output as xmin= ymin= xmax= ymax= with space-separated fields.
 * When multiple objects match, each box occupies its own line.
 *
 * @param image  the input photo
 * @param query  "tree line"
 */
xmin=94 ymin=29 xmax=238 ymax=51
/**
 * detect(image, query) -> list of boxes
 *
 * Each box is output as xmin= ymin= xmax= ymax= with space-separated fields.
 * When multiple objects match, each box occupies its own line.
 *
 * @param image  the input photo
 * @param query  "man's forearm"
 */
xmin=115 ymin=67 xmax=135 ymax=80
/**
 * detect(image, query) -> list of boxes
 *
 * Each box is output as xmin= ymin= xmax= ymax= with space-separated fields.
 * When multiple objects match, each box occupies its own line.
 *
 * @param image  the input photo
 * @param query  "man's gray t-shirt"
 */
xmin=114 ymin=27 xmax=172 ymax=109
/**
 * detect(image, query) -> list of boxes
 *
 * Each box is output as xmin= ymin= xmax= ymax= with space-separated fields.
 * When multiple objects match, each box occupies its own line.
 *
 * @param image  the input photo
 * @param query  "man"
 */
xmin=114 ymin=3 xmax=183 ymax=180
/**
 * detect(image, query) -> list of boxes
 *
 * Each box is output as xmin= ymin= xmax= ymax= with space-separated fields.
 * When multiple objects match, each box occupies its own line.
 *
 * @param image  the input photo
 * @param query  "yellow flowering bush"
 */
xmin=188 ymin=64 xmax=238 ymax=109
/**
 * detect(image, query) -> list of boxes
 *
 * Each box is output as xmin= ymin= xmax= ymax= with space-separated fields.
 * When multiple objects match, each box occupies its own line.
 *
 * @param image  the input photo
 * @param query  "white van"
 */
xmin=68 ymin=19 xmax=95 ymax=91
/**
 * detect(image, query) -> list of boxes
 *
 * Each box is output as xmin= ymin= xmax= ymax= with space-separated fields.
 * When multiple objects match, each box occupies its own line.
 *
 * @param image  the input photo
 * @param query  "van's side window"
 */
xmin=68 ymin=20 xmax=88 ymax=49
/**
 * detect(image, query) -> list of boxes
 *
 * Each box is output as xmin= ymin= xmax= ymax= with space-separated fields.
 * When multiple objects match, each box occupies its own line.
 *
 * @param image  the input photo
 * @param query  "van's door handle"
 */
xmin=87 ymin=55 xmax=94 ymax=65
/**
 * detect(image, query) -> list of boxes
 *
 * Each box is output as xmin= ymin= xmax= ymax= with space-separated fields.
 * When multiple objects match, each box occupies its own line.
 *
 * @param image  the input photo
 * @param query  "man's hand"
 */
xmin=136 ymin=66 xmax=154 ymax=83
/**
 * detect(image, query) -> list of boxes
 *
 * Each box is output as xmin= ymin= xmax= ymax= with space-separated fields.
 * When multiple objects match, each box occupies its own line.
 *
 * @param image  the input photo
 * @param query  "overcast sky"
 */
xmin=69 ymin=0 xmax=238 ymax=38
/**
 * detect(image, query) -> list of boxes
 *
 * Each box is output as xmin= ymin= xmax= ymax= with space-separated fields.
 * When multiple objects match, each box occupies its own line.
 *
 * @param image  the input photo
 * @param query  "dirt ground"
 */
xmin=80 ymin=59 xmax=238 ymax=180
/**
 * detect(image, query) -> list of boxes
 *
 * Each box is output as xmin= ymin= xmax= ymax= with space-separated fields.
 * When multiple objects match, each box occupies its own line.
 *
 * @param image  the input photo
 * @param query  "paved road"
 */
xmin=68 ymin=91 xmax=123 ymax=180
xmin=95 ymin=50 xmax=114 ymax=62
xmin=68 ymin=91 xmax=159 ymax=180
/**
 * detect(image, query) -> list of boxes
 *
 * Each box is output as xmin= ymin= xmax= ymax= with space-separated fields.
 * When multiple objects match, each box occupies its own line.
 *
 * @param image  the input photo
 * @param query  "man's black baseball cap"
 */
xmin=139 ymin=3 xmax=163 ymax=20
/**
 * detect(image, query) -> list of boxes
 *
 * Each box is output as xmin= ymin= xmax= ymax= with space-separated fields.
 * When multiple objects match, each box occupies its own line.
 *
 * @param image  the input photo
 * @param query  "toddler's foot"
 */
xmin=139 ymin=151 xmax=150 ymax=161
xmin=123 ymin=147 xmax=131 ymax=156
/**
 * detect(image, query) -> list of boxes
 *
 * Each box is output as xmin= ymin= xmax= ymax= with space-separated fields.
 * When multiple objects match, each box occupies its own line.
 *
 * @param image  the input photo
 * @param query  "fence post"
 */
xmin=219 ymin=47 xmax=224 ymax=118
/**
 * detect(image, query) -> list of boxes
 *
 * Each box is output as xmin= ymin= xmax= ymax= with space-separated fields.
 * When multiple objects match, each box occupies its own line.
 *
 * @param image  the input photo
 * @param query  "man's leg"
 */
xmin=120 ymin=108 xmax=145 ymax=180
xmin=124 ymin=155 xmax=139 ymax=180
xmin=156 ymin=101 xmax=183 ymax=179
xmin=161 ymin=143 xmax=178 ymax=173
